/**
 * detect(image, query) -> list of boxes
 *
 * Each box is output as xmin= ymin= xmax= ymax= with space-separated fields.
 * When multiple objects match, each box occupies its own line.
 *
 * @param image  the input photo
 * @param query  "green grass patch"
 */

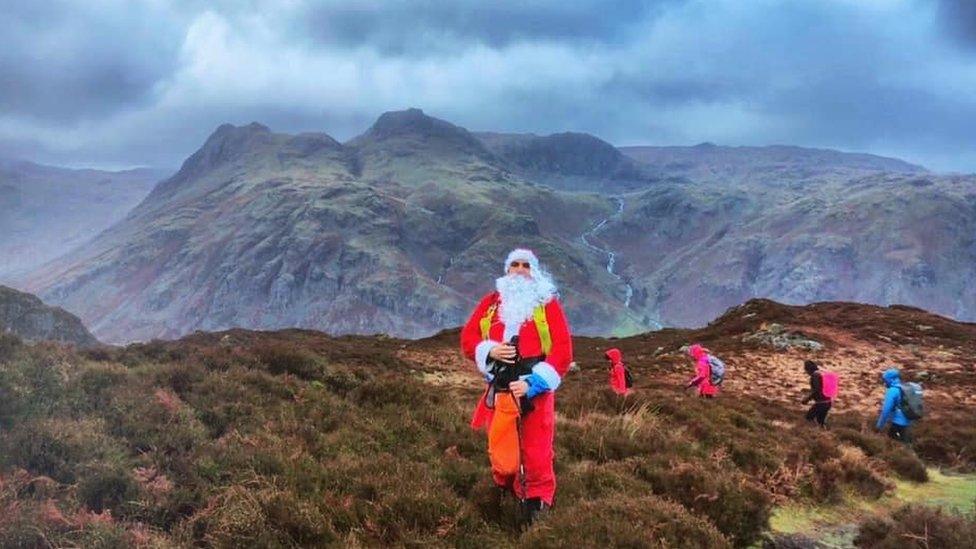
xmin=769 ymin=468 xmax=976 ymax=546
xmin=891 ymin=468 xmax=976 ymax=513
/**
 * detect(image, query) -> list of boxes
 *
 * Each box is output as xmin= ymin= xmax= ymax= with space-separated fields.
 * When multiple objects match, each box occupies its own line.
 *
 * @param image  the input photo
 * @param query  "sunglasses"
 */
xmin=509 ymin=261 xmax=531 ymax=269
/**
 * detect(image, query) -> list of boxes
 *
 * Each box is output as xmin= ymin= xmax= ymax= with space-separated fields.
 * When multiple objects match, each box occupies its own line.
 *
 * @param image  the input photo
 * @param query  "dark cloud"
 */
xmin=936 ymin=0 xmax=976 ymax=47
xmin=301 ymin=0 xmax=675 ymax=54
xmin=0 ymin=2 xmax=181 ymax=122
xmin=0 ymin=0 xmax=975 ymax=172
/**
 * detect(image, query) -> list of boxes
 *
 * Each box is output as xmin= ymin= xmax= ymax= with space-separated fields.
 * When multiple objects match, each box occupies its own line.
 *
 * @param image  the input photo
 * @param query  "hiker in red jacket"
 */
xmin=460 ymin=248 xmax=573 ymax=524
xmin=685 ymin=343 xmax=718 ymax=398
xmin=605 ymin=348 xmax=631 ymax=395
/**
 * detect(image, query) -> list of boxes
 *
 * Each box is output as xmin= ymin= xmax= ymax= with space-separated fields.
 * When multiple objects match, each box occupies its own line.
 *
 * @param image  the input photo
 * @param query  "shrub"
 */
xmin=262 ymin=490 xmax=338 ymax=546
xmin=104 ymin=385 xmax=209 ymax=456
xmin=186 ymin=484 xmax=351 ymax=546
xmin=760 ymin=532 xmax=821 ymax=548
xmin=804 ymin=445 xmax=891 ymax=502
xmin=855 ymin=504 xmax=976 ymax=548
xmin=634 ymin=458 xmax=771 ymax=547
xmin=519 ymin=495 xmax=730 ymax=548
xmin=0 ymin=512 xmax=50 ymax=547
xmin=77 ymin=466 xmax=140 ymax=515
xmin=440 ymin=455 xmax=483 ymax=498
xmin=910 ymin=416 xmax=976 ymax=471
xmin=79 ymin=345 xmax=115 ymax=363
xmin=374 ymin=484 xmax=461 ymax=543
xmin=837 ymin=452 xmax=890 ymax=500
xmin=880 ymin=446 xmax=928 ymax=482
xmin=804 ymin=458 xmax=843 ymax=502
xmin=66 ymin=362 xmax=128 ymax=413
xmin=0 ymin=333 xmax=23 ymax=362
xmin=352 ymin=374 xmax=428 ymax=408
xmin=0 ymin=419 xmax=128 ymax=484
xmin=834 ymin=427 xmax=887 ymax=456
xmin=253 ymin=342 xmax=321 ymax=379
xmin=72 ymin=523 xmax=134 ymax=549
xmin=153 ymin=360 xmax=207 ymax=395
xmin=469 ymin=477 xmax=523 ymax=530
xmin=557 ymin=403 xmax=670 ymax=463
xmin=119 ymin=340 xmax=186 ymax=366
xmin=194 ymin=346 xmax=236 ymax=371
xmin=807 ymin=432 xmax=842 ymax=463
xmin=319 ymin=367 xmax=366 ymax=395
xmin=188 ymin=486 xmax=284 ymax=547
xmin=556 ymin=460 xmax=652 ymax=503
xmin=0 ymin=350 xmax=68 ymax=419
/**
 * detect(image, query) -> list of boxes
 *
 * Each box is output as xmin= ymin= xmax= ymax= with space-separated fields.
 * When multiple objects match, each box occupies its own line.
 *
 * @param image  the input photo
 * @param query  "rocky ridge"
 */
xmin=0 ymin=285 xmax=98 ymax=346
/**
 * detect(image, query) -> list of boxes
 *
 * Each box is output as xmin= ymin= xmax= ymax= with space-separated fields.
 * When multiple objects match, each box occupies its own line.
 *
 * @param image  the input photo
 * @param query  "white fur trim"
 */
xmin=503 ymin=248 xmax=540 ymax=274
xmin=475 ymin=340 xmax=501 ymax=376
xmin=532 ymin=361 xmax=562 ymax=391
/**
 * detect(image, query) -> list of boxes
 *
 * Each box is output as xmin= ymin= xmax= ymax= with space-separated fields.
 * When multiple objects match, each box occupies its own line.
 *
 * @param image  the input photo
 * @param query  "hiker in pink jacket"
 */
xmin=604 ymin=348 xmax=631 ymax=396
xmin=685 ymin=344 xmax=718 ymax=398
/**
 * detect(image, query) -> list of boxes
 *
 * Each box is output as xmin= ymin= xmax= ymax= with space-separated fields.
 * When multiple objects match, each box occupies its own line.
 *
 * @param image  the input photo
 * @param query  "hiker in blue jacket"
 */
xmin=876 ymin=368 xmax=911 ymax=442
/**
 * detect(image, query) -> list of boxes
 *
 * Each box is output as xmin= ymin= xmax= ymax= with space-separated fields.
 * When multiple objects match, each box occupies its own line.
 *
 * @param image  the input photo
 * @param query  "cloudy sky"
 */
xmin=1 ymin=0 xmax=975 ymax=172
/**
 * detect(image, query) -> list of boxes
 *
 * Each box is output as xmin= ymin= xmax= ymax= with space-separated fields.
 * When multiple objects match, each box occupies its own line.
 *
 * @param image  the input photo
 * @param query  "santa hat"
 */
xmin=503 ymin=248 xmax=541 ymax=274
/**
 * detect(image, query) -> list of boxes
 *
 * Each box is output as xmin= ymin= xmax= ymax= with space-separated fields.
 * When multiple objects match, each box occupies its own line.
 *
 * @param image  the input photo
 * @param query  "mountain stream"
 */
xmin=580 ymin=197 xmax=634 ymax=307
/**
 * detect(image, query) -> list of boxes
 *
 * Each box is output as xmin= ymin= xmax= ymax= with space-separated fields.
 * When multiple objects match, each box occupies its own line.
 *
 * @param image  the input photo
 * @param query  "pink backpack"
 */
xmin=821 ymin=371 xmax=839 ymax=399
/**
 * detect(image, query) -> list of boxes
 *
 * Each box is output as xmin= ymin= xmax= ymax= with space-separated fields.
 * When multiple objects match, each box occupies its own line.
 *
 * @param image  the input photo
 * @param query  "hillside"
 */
xmin=476 ymin=131 xmax=664 ymax=192
xmin=0 ymin=159 xmax=163 ymax=281
xmin=26 ymin=110 xmax=643 ymax=343
xmin=0 ymin=299 xmax=972 ymax=546
xmin=0 ymin=285 xmax=97 ymax=347
xmin=620 ymin=143 xmax=925 ymax=185
xmin=19 ymin=109 xmax=976 ymax=343
xmin=594 ymin=172 xmax=976 ymax=328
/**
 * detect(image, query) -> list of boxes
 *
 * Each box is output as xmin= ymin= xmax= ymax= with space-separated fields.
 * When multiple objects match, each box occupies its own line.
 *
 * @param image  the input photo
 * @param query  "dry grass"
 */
xmin=1 ymin=299 xmax=974 ymax=546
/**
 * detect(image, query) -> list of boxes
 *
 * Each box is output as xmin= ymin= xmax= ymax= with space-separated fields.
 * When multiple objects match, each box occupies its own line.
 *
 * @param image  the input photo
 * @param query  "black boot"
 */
xmin=521 ymin=497 xmax=550 ymax=526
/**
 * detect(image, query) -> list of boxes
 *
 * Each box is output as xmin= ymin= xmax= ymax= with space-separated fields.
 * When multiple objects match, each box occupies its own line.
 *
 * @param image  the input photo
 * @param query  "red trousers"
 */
xmin=473 ymin=390 xmax=557 ymax=505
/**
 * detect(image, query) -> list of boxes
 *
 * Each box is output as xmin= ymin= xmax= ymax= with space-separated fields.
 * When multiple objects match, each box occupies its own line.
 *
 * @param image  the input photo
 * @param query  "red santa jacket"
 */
xmin=461 ymin=291 xmax=573 ymax=392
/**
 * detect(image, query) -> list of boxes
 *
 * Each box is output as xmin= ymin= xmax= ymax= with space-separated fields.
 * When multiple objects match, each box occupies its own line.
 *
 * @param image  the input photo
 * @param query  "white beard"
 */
xmin=495 ymin=272 xmax=556 ymax=341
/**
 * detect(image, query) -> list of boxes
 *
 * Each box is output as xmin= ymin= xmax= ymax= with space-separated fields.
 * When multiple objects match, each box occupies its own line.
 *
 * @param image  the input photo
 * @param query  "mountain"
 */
xmin=477 ymin=131 xmax=665 ymax=191
xmin=620 ymin=143 xmax=926 ymax=184
xmin=26 ymin=110 xmax=642 ymax=343
xmin=19 ymin=109 xmax=976 ymax=341
xmin=0 ymin=298 xmax=972 ymax=546
xmin=0 ymin=159 xmax=164 ymax=281
xmin=592 ymin=172 xmax=976 ymax=327
xmin=0 ymin=285 xmax=97 ymax=346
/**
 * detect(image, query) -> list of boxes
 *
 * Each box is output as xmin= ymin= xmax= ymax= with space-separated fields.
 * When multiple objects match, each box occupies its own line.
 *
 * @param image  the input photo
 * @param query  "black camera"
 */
xmin=489 ymin=336 xmax=522 ymax=390
xmin=487 ymin=336 xmax=535 ymax=414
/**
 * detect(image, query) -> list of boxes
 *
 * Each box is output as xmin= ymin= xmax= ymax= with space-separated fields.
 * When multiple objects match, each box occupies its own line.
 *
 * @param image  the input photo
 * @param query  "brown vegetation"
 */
xmin=855 ymin=504 xmax=976 ymax=548
xmin=1 ymin=299 xmax=974 ymax=546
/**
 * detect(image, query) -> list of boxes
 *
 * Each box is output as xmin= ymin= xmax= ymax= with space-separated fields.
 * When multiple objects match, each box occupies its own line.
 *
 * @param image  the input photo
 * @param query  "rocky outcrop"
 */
xmin=477 ymin=131 xmax=662 ymax=191
xmin=620 ymin=143 xmax=925 ymax=185
xmin=0 ymin=285 xmax=98 ymax=346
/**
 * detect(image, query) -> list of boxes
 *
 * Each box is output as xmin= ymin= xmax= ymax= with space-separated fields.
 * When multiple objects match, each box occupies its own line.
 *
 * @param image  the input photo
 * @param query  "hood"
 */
xmin=882 ymin=368 xmax=901 ymax=387
xmin=687 ymin=343 xmax=708 ymax=360
xmin=804 ymin=360 xmax=819 ymax=375
xmin=605 ymin=348 xmax=622 ymax=363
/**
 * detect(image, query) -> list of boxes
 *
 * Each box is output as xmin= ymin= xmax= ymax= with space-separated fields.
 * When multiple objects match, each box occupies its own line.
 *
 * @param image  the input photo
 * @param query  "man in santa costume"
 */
xmin=460 ymin=248 xmax=573 ymax=524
